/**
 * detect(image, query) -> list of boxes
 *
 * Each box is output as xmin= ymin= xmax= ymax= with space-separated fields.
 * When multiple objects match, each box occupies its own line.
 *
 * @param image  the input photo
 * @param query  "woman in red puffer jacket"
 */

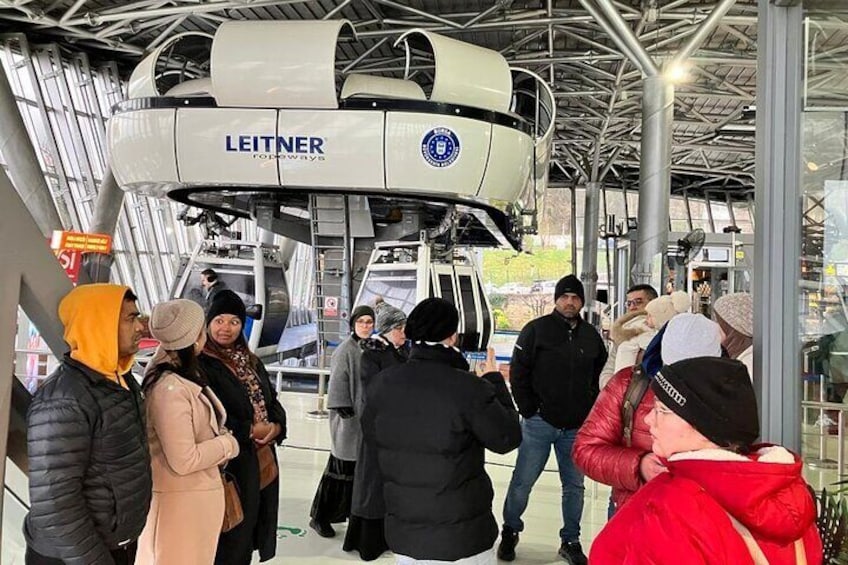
xmin=573 ymin=313 xmax=722 ymax=514
xmin=590 ymin=357 xmax=822 ymax=565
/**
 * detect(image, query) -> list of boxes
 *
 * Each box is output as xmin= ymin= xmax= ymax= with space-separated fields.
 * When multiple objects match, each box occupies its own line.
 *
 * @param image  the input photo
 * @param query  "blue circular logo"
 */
xmin=421 ymin=127 xmax=460 ymax=168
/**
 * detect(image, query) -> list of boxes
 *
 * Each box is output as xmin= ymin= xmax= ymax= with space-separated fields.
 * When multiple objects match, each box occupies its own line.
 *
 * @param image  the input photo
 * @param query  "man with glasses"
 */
xmin=25 ymin=285 xmax=151 ymax=565
xmin=598 ymin=284 xmax=658 ymax=388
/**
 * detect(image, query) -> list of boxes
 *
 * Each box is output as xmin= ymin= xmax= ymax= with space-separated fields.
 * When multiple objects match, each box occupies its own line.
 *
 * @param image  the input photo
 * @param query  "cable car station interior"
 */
xmin=0 ymin=0 xmax=845 ymax=562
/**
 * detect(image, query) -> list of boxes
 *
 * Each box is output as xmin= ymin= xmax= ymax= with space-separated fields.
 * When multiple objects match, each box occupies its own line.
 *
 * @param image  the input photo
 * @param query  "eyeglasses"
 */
xmin=625 ymin=298 xmax=647 ymax=308
xmin=651 ymin=404 xmax=675 ymax=417
xmin=355 ymin=319 xmax=374 ymax=325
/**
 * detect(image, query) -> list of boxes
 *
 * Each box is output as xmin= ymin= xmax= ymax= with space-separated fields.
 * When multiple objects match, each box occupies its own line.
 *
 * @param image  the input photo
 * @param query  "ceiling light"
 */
xmin=664 ymin=63 xmax=690 ymax=84
xmin=807 ymin=160 xmax=820 ymax=172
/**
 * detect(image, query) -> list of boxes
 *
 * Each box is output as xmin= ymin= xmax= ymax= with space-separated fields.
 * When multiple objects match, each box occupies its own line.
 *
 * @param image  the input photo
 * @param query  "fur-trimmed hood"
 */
xmin=611 ymin=310 xmax=652 ymax=346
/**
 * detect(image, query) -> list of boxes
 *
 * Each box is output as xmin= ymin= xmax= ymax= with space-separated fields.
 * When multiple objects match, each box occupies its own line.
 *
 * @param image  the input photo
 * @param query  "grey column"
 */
xmin=0 ymin=60 xmax=63 ymax=236
xmin=83 ymin=168 xmax=124 ymax=283
xmin=581 ymin=182 xmax=601 ymax=320
xmin=0 ymin=165 xmax=74 ymax=538
xmin=754 ymin=0 xmax=803 ymax=449
xmin=632 ymin=75 xmax=674 ymax=287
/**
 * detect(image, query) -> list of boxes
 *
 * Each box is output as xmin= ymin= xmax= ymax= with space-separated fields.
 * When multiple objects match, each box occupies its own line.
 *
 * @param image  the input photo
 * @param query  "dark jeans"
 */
xmin=502 ymin=414 xmax=585 ymax=543
xmin=26 ymin=543 xmax=137 ymax=565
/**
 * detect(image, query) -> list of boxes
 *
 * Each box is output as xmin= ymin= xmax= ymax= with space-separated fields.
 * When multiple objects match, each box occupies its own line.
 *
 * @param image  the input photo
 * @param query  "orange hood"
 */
xmin=59 ymin=284 xmax=135 ymax=384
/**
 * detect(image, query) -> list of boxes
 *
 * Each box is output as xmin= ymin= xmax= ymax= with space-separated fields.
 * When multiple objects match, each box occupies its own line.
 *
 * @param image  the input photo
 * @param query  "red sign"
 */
xmin=54 ymin=248 xmax=82 ymax=283
xmin=50 ymin=230 xmax=112 ymax=253
xmin=325 ymin=296 xmax=339 ymax=317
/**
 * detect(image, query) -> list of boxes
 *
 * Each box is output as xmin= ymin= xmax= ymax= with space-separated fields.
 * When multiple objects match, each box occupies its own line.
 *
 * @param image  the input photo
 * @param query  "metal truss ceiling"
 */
xmin=0 ymin=0 xmax=761 ymax=199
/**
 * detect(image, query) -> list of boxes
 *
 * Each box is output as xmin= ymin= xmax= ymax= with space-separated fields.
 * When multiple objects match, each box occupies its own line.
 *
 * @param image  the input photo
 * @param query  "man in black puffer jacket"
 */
xmin=25 ymin=284 xmax=152 ymax=565
xmin=361 ymin=298 xmax=521 ymax=563
xmin=498 ymin=275 xmax=607 ymax=565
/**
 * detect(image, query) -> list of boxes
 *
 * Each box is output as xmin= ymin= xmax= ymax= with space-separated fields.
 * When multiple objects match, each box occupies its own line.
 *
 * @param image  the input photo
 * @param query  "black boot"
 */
xmin=558 ymin=541 xmax=588 ymax=565
xmin=309 ymin=518 xmax=336 ymax=538
xmin=497 ymin=526 xmax=519 ymax=561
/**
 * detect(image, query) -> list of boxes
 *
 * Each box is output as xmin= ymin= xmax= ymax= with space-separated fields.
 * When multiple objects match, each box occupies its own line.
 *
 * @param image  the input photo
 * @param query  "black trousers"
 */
xmin=26 ymin=543 xmax=137 ymax=565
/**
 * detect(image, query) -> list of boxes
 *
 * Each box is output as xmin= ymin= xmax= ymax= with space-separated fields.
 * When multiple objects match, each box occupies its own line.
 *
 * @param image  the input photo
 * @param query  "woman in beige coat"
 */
xmin=137 ymin=299 xmax=240 ymax=565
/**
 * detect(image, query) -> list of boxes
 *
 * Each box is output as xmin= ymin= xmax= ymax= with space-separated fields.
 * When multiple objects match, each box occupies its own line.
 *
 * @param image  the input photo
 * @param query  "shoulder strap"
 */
xmin=621 ymin=359 xmax=650 ymax=448
xmin=726 ymin=511 xmax=807 ymax=565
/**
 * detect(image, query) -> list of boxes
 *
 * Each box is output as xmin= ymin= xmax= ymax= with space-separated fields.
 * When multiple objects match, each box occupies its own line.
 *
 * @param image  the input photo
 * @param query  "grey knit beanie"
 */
xmin=150 ymin=299 xmax=205 ymax=351
xmin=375 ymin=298 xmax=407 ymax=335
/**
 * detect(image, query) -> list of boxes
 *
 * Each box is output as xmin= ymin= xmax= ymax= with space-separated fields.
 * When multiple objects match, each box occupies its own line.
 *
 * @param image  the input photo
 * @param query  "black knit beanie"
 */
xmin=405 ymin=298 xmax=459 ymax=342
xmin=349 ymin=305 xmax=375 ymax=330
xmin=206 ymin=289 xmax=246 ymax=326
xmin=651 ymin=357 xmax=759 ymax=448
xmin=554 ymin=274 xmax=585 ymax=304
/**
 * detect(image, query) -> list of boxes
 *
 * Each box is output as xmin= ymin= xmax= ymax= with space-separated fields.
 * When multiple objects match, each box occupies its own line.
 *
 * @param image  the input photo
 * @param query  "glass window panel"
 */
xmin=625 ymin=191 xmax=639 ymax=221
xmin=688 ymin=198 xmax=711 ymax=232
xmin=709 ymin=198 xmax=733 ymax=232
xmin=358 ymin=268 xmax=419 ymax=313
xmin=732 ymin=201 xmax=754 ymax=234
xmin=670 ymin=196 xmax=692 ymax=233
xmin=604 ymin=187 xmax=625 ymax=233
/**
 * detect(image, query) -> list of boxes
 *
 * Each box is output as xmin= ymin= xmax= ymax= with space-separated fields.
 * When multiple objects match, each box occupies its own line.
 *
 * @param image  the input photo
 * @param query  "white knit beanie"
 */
xmin=645 ymin=291 xmax=690 ymax=328
xmin=661 ymin=313 xmax=723 ymax=365
xmin=149 ymin=299 xmax=205 ymax=351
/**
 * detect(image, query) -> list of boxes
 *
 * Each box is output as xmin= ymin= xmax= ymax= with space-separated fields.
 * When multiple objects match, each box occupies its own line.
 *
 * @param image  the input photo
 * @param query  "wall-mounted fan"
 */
xmin=676 ymin=228 xmax=706 ymax=265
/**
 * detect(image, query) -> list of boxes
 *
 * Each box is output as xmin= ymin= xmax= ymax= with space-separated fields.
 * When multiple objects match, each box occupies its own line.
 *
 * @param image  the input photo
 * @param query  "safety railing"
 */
xmin=802 ymin=369 xmax=848 ymax=477
xmin=802 ymin=399 xmax=847 ymax=474
xmin=264 ymin=363 xmax=331 ymax=419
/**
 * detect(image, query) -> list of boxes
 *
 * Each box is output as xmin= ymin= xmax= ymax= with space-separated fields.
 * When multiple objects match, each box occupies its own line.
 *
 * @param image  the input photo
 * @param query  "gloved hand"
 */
xmin=334 ymin=407 xmax=355 ymax=419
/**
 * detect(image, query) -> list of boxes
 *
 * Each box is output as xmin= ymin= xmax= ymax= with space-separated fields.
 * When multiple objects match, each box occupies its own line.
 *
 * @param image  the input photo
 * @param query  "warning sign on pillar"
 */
xmin=324 ymin=297 xmax=339 ymax=317
xmin=55 ymin=249 xmax=82 ymax=283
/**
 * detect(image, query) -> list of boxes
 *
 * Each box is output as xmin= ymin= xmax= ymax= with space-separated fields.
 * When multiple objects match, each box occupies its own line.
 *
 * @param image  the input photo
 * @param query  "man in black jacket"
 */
xmin=200 ymin=268 xmax=228 ymax=308
xmin=24 ymin=284 xmax=152 ymax=565
xmin=498 ymin=275 xmax=607 ymax=565
xmin=361 ymin=298 xmax=521 ymax=563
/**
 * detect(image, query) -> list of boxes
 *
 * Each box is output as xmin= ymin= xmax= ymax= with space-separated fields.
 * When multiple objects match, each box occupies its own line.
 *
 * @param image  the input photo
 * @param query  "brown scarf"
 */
xmin=204 ymin=339 xmax=268 ymax=424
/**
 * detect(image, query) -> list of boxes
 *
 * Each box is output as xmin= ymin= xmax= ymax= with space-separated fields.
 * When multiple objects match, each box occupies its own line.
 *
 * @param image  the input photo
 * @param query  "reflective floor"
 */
xmin=6 ymin=389 xmax=836 ymax=564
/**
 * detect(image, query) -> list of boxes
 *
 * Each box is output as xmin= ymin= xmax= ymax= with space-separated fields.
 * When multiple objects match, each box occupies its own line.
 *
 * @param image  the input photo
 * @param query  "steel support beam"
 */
xmin=0 ymin=164 xmax=75 ymax=543
xmin=754 ymin=0 xmax=803 ymax=449
xmin=581 ymin=182 xmax=602 ymax=322
xmin=0 ymin=58 xmax=63 ymax=237
xmin=669 ymin=0 xmax=738 ymax=68
xmin=588 ymin=0 xmax=658 ymax=76
xmin=632 ymin=74 xmax=673 ymax=287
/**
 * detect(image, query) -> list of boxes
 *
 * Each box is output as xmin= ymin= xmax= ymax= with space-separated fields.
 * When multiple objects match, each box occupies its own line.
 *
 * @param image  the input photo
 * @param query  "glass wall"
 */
xmin=0 ymin=35 xmax=205 ymax=312
xmin=480 ymin=183 xmax=754 ymax=332
xmin=799 ymin=2 xmax=848 ymax=487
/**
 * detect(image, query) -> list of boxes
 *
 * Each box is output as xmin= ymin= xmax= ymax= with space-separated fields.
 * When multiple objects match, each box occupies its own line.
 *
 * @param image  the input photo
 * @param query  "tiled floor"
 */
xmin=266 ymin=391 xmax=611 ymax=564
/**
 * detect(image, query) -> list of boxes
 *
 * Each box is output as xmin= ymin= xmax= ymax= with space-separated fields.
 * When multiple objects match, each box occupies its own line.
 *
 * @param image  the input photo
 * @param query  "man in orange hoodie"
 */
xmin=24 ymin=284 xmax=152 ymax=565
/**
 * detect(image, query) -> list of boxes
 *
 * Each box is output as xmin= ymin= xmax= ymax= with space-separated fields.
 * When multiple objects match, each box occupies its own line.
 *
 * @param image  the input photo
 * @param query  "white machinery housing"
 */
xmin=107 ymin=20 xmax=554 ymax=249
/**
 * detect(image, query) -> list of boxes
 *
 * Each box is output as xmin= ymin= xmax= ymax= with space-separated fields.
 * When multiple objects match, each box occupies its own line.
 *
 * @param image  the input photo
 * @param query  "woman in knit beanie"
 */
xmin=712 ymin=292 xmax=753 ymax=379
xmin=640 ymin=291 xmax=691 ymax=377
xmin=344 ymin=297 xmax=409 ymax=560
xmin=198 ymin=290 xmax=288 ymax=564
xmin=590 ymin=357 xmax=822 ymax=564
xmin=310 ymin=305 xmax=375 ymax=538
xmin=137 ymin=299 xmax=239 ymax=565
